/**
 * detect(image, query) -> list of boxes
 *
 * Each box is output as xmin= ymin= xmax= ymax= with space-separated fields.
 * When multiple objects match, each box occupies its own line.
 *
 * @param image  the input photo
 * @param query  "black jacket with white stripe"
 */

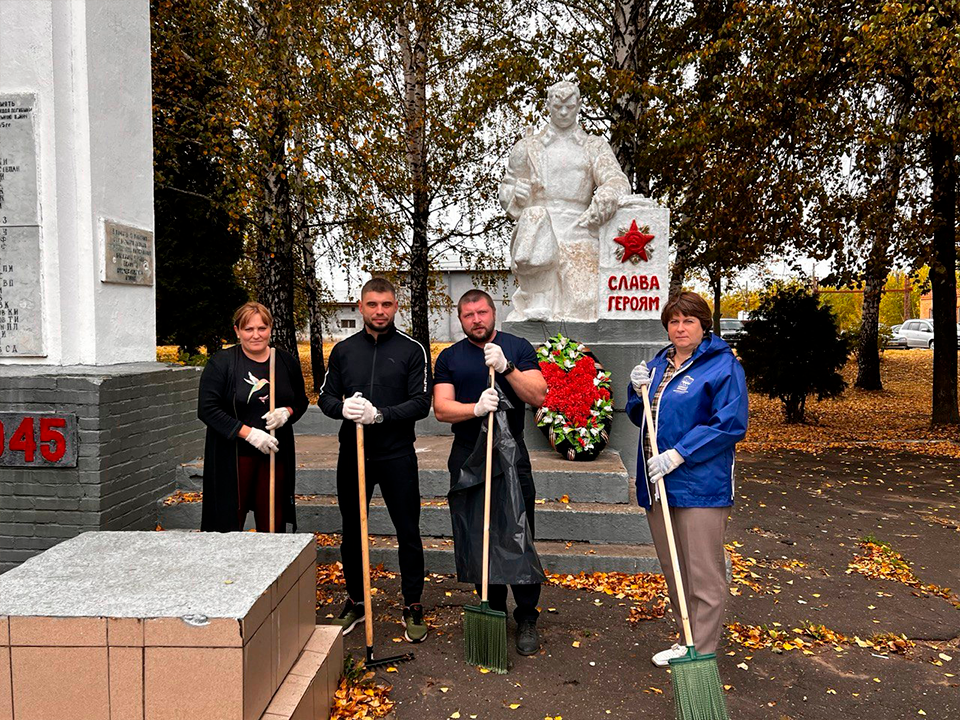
xmin=318 ymin=324 xmax=432 ymax=460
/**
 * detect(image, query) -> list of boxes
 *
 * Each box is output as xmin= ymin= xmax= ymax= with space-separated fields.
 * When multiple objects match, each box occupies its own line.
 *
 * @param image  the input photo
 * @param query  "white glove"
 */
xmin=647 ymin=449 xmax=684 ymax=483
xmin=483 ymin=343 xmax=509 ymax=373
xmin=244 ymin=427 xmax=279 ymax=454
xmin=343 ymin=392 xmax=377 ymax=425
xmin=261 ymin=407 xmax=291 ymax=431
xmin=473 ymin=387 xmax=500 ymax=417
xmin=630 ymin=362 xmax=651 ymax=393
xmin=357 ymin=401 xmax=378 ymax=425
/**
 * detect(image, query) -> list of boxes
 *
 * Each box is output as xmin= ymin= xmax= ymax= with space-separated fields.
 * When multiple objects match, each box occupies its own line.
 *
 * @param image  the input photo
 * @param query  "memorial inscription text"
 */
xmin=0 ymin=93 xmax=44 ymax=356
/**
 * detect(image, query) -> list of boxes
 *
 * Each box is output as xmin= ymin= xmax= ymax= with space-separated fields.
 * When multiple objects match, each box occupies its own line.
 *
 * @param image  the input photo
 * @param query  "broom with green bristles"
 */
xmin=641 ymin=384 xmax=729 ymax=720
xmin=462 ymin=366 xmax=508 ymax=673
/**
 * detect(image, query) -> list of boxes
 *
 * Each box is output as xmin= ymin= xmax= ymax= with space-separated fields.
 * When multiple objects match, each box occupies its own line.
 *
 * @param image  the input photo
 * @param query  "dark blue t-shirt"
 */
xmin=434 ymin=331 xmax=540 ymax=445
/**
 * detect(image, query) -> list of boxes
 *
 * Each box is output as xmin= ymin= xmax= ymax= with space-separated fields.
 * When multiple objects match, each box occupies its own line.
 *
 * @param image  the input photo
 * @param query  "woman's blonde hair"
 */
xmin=233 ymin=301 xmax=273 ymax=329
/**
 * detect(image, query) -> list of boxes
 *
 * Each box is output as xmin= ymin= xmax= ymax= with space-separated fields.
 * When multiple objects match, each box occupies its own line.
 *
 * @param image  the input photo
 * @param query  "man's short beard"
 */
xmin=364 ymin=318 xmax=394 ymax=332
xmin=467 ymin=325 xmax=494 ymax=343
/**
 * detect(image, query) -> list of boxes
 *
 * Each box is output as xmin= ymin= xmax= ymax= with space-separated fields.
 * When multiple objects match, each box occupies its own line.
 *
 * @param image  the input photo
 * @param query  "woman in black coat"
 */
xmin=198 ymin=302 xmax=309 ymax=532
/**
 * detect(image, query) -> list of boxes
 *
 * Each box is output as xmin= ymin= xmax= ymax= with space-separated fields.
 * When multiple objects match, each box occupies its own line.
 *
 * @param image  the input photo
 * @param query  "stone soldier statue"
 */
xmin=499 ymin=80 xmax=631 ymax=322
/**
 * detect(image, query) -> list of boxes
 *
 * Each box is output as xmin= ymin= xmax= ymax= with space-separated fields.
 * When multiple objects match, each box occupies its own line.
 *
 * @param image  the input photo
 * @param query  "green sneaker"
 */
xmin=331 ymin=598 xmax=364 ymax=635
xmin=402 ymin=603 xmax=428 ymax=643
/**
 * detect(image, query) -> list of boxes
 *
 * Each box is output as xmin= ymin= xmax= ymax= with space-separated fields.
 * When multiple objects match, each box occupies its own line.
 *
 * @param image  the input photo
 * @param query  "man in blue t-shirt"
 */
xmin=433 ymin=289 xmax=547 ymax=656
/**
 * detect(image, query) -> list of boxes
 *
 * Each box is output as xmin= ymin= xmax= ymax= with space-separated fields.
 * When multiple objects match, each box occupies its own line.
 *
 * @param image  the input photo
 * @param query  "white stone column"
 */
xmin=0 ymin=0 xmax=154 ymax=366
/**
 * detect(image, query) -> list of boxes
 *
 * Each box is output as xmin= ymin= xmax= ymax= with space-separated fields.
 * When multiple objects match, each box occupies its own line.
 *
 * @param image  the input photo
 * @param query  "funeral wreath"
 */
xmin=535 ymin=334 xmax=613 ymax=461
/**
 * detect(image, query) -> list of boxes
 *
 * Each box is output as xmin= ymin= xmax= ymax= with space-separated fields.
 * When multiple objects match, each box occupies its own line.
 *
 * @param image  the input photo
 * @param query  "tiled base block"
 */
xmin=0 ymin=532 xmax=323 ymax=720
xmin=262 ymin=627 xmax=343 ymax=720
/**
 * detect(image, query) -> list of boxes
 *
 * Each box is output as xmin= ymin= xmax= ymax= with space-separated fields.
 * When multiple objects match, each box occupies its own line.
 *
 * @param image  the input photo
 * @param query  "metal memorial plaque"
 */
xmin=0 ymin=93 xmax=45 ymax=357
xmin=101 ymin=220 xmax=154 ymax=286
xmin=0 ymin=412 xmax=78 ymax=468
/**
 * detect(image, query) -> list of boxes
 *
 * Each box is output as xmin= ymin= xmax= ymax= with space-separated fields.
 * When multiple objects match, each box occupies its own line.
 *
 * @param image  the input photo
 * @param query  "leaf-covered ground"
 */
xmin=743 ymin=349 xmax=959 ymax=452
xmin=315 ymin=446 xmax=959 ymax=720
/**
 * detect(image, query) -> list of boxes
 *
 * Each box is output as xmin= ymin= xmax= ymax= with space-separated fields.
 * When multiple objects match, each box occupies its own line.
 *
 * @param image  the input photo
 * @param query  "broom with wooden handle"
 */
xmin=356 ymin=422 xmax=413 ymax=669
xmin=269 ymin=348 xmax=276 ymax=534
xmin=641 ymin=383 xmax=728 ymax=720
xmin=462 ymin=366 xmax=508 ymax=673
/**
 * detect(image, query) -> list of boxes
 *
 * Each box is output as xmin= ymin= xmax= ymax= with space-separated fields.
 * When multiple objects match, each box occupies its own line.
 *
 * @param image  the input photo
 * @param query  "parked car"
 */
xmin=897 ymin=319 xmax=960 ymax=348
xmin=878 ymin=323 xmax=908 ymax=349
xmin=719 ymin=318 xmax=746 ymax=347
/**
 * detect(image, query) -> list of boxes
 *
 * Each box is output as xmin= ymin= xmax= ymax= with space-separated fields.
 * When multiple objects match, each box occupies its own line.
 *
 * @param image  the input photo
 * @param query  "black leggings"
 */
xmin=337 ymin=451 xmax=425 ymax=606
xmin=448 ymin=438 xmax=541 ymax=624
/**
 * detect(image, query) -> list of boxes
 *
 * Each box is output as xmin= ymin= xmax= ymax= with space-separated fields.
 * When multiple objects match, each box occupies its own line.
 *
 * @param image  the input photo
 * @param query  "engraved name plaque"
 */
xmin=0 ymin=93 xmax=45 ymax=357
xmin=101 ymin=220 xmax=154 ymax=286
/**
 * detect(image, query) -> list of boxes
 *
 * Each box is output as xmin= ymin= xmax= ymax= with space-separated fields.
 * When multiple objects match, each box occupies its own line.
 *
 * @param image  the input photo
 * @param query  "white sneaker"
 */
xmin=651 ymin=643 xmax=688 ymax=667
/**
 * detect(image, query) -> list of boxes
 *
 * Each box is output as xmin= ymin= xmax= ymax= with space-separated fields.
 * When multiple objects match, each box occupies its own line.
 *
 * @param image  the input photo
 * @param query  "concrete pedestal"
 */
xmin=0 ymin=364 xmax=204 ymax=573
xmin=503 ymin=318 xmax=668 ymax=473
xmin=0 ymin=531 xmax=339 ymax=720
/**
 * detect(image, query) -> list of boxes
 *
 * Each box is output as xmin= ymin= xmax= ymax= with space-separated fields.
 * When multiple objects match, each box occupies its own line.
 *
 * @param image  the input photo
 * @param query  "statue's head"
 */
xmin=546 ymin=80 xmax=580 ymax=130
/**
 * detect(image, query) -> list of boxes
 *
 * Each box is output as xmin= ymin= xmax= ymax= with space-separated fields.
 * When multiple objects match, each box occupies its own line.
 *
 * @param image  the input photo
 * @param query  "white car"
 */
xmin=898 ymin=319 xmax=960 ymax=349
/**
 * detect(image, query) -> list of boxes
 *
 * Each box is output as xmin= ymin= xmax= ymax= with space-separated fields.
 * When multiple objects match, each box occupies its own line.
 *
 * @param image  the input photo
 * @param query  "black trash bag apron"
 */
xmin=448 ymin=390 xmax=545 ymax=585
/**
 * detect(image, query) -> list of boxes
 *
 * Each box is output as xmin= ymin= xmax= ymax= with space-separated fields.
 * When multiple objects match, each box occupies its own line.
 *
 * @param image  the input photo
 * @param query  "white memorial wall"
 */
xmin=0 ymin=0 xmax=155 ymax=366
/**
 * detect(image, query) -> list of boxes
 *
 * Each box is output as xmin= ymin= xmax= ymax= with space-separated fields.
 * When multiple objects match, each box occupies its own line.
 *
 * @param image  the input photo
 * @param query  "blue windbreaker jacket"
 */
xmin=625 ymin=333 xmax=748 ymax=509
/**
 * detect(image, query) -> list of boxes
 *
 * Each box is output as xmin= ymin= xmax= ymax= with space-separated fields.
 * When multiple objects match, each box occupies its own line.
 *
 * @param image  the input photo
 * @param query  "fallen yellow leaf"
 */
xmin=572 ymin=641 xmax=580 ymax=648
xmin=509 ymin=704 xmax=521 ymax=710
xmin=451 ymin=713 xmax=461 ymax=719
xmin=440 ymin=687 xmax=449 ymax=693
xmin=386 ymin=667 xmax=397 ymax=673
xmin=939 ymin=653 xmax=953 ymax=661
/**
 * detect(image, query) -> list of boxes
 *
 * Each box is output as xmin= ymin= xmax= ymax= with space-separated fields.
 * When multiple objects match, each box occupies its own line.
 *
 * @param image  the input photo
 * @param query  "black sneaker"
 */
xmin=516 ymin=620 xmax=540 ymax=655
xmin=402 ymin=603 xmax=428 ymax=643
xmin=331 ymin=598 xmax=364 ymax=635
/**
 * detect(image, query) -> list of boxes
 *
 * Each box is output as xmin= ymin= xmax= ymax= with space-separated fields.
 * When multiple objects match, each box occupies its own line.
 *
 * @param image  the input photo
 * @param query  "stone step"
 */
xmin=177 ymin=435 xmax=632 ymax=504
xmin=318 ymin=535 xmax=661 ymax=575
xmin=294 ymin=402 xmax=642 ymax=472
xmin=159 ymin=495 xmax=653 ymax=546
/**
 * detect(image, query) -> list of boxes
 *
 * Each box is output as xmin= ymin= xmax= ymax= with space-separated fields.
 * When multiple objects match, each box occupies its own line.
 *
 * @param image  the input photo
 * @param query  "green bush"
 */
xmin=738 ymin=283 xmax=851 ymax=423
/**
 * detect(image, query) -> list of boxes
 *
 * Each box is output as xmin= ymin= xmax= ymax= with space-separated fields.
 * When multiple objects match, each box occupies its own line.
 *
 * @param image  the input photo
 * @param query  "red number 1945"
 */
xmin=0 ymin=416 xmax=68 ymax=463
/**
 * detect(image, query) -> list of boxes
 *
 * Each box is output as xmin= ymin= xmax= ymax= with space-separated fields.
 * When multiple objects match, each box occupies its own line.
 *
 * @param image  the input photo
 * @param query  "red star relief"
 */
xmin=614 ymin=220 xmax=654 ymax=263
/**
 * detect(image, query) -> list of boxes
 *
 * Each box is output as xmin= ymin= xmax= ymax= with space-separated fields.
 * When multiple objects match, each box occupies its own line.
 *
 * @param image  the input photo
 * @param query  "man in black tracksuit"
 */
xmin=318 ymin=277 xmax=432 ymax=643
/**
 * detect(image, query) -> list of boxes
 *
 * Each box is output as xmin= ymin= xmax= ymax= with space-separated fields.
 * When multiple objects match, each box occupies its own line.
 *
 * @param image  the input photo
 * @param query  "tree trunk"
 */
xmin=711 ymin=270 xmax=722 ymax=337
xmin=251 ymin=4 xmax=297 ymax=356
xmin=301 ymin=237 xmax=326 ymax=390
xmin=398 ymin=5 xmax=432 ymax=352
xmin=930 ymin=130 xmax=959 ymax=424
xmin=856 ymin=100 xmax=907 ymax=390
xmin=610 ymin=0 xmax=651 ymax=196
xmin=257 ymin=105 xmax=298 ymax=356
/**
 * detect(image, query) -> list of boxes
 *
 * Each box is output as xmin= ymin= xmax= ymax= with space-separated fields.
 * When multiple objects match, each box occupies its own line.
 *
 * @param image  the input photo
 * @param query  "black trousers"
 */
xmin=337 ymin=451 xmax=425 ymax=606
xmin=448 ymin=438 xmax=541 ymax=624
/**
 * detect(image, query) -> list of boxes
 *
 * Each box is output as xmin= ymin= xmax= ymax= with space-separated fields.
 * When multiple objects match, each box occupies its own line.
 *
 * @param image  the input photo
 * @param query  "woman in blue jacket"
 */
xmin=626 ymin=292 xmax=748 ymax=667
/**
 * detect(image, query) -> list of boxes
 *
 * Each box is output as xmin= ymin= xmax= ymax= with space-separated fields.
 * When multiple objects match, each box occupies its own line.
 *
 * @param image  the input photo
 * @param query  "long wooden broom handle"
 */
xmin=269 ymin=348 xmax=276 ymax=533
xmin=641 ymin=384 xmax=694 ymax=648
xmin=480 ymin=366 xmax=496 ymax=603
xmin=356 ymin=422 xmax=375 ymax=650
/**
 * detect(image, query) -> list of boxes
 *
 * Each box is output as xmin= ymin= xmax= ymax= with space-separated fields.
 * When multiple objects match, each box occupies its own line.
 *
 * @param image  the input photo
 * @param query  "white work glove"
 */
xmin=483 ymin=342 xmax=509 ymax=373
xmin=244 ymin=427 xmax=279 ymax=454
xmin=473 ymin=387 xmax=500 ymax=417
xmin=647 ymin=449 xmax=684 ymax=484
xmin=261 ymin=407 xmax=291 ymax=431
xmin=342 ymin=392 xmax=374 ymax=423
xmin=630 ymin=362 xmax=651 ymax=393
